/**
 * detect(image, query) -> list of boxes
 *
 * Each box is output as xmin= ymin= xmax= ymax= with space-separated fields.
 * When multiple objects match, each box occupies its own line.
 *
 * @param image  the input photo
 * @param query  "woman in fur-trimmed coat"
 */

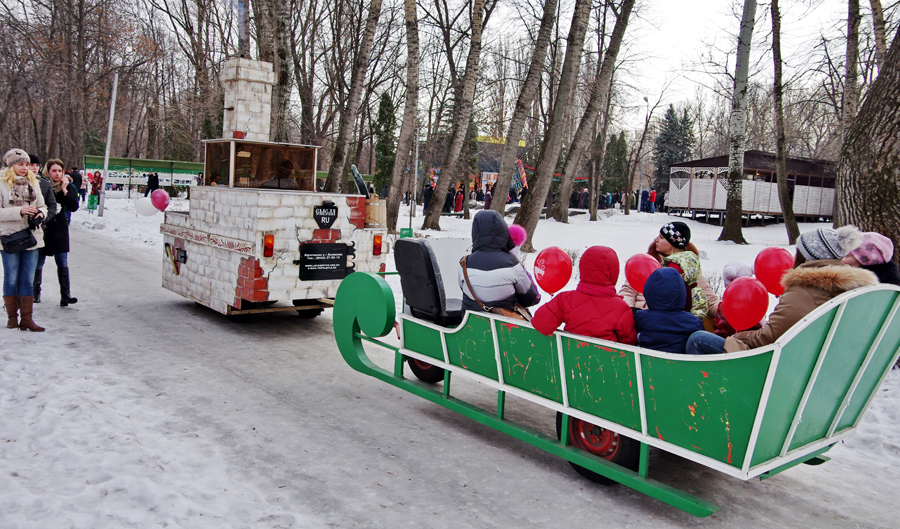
xmin=722 ymin=260 xmax=878 ymax=352
xmin=686 ymin=226 xmax=876 ymax=355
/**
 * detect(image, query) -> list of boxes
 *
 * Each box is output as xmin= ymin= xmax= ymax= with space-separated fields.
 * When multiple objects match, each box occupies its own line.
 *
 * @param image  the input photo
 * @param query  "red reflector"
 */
xmin=263 ymin=234 xmax=274 ymax=257
xmin=373 ymin=234 xmax=383 ymax=256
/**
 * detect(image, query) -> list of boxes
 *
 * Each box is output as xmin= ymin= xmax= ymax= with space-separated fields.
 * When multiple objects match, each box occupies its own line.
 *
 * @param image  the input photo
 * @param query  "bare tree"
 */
xmin=870 ymin=0 xmax=887 ymax=72
xmin=549 ymin=0 xmax=635 ymax=223
xmin=323 ymin=0 xmax=383 ymax=193
xmin=422 ymin=0 xmax=496 ymax=230
xmin=838 ymin=26 xmax=900 ymax=261
xmin=490 ymin=0 xmax=558 ymax=214
xmin=772 ymin=0 xmax=800 ymax=244
xmin=719 ymin=0 xmax=757 ymax=244
xmin=513 ymin=0 xmax=592 ymax=251
xmin=385 ymin=0 xmax=420 ymax=233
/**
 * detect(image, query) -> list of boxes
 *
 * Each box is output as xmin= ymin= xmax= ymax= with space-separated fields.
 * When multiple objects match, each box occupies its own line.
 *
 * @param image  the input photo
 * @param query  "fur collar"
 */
xmin=782 ymin=260 xmax=879 ymax=296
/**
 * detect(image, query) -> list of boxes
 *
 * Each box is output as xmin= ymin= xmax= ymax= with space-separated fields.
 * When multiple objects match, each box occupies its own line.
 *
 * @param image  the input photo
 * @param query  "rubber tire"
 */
xmin=293 ymin=300 xmax=325 ymax=319
xmin=555 ymin=412 xmax=640 ymax=485
xmin=406 ymin=358 xmax=445 ymax=383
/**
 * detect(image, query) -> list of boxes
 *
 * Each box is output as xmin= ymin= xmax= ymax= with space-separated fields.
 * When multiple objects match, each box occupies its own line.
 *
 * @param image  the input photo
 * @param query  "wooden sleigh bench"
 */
xmin=332 ymin=246 xmax=900 ymax=516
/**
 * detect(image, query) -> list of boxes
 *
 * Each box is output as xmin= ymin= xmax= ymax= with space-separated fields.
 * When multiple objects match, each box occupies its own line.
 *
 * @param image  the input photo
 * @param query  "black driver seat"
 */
xmin=394 ymin=238 xmax=464 ymax=327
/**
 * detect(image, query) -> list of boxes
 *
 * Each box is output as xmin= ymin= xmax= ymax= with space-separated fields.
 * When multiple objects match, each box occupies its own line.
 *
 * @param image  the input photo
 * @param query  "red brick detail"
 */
xmin=346 ymin=197 xmax=366 ymax=229
xmin=311 ymin=229 xmax=340 ymax=243
xmin=235 ymin=257 xmax=268 ymax=305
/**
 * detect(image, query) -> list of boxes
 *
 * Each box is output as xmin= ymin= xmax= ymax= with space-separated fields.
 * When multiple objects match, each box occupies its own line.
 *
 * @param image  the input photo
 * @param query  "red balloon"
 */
xmin=754 ymin=247 xmax=794 ymax=296
xmin=722 ymin=277 xmax=768 ymax=332
xmin=624 ymin=254 xmax=660 ymax=294
xmin=533 ymin=247 xmax=573 ymax=294
xmin=150 ymin=189 xmax=170 ymax=211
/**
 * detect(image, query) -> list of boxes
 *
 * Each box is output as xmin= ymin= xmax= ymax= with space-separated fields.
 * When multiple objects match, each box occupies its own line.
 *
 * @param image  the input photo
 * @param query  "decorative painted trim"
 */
xmin=209 ymin=234 xmax=255 ymax=254
xmin=160 ymin=224 xmax=208 ymax=244
xmin=161 ymin=223 xmax=255 ymax=255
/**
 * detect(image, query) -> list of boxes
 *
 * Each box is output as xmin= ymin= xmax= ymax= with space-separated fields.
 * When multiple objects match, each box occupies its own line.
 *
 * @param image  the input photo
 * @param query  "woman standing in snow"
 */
xmin=1 ymin=148 xmax=47 ymax=331
xmin=34 ymin=159 xmax=80 ymax=306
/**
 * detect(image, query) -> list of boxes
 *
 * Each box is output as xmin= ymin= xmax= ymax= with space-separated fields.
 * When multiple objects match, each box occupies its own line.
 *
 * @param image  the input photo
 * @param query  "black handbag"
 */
xmin=1 ymin=228 xmax=37 ymax=254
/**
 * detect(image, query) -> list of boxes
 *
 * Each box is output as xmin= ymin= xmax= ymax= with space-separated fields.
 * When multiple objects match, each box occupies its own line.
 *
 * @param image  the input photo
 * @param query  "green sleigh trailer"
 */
xmin=332 ymin=258 xmax=900 ymax=516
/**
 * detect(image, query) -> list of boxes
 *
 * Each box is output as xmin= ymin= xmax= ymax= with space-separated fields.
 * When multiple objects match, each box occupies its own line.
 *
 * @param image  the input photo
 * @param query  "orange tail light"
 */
xmin=373 ymin=234 xmax=383 ymax=256
xmin=263 ymin=234 xmax=274 ymax=257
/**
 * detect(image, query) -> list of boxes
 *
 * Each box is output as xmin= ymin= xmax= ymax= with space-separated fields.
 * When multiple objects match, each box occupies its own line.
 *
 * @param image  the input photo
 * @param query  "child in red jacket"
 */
xmin=532 ymin=246 xmax=637 ymax=344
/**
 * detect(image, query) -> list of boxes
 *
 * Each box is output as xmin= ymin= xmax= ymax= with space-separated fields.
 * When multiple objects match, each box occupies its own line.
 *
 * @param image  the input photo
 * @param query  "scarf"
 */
xmin=9 ymin=176 xmax=35 ymax=206
xmin=49 ymin=175 xmax=64 ymax=195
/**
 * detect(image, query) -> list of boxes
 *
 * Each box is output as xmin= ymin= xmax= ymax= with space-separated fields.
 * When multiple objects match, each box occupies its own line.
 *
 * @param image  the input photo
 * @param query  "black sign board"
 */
xmin=313 ymin=201 xmax=338 ymax=229
xmin=299 ymin=243 xmax=349 ymax=280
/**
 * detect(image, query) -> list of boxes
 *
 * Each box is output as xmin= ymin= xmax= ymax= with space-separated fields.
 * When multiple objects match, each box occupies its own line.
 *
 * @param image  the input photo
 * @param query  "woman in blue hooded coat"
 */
xmin=458 ymin=210 xmax=540 ymax=313
xmin=634 ymin=267 xmax=705 ymax=354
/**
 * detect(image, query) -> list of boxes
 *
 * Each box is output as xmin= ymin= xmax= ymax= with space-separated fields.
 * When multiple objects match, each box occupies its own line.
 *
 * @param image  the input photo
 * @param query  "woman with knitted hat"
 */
xmin=685 ymin=225 xmax=878 ymax=355
xmin=842 ymin=232 xmax=900 ymax=285
xmin=618 ymin=221 xmax=720 ymax=319
xmin=1 ymin=148 xmax=48 ymax=331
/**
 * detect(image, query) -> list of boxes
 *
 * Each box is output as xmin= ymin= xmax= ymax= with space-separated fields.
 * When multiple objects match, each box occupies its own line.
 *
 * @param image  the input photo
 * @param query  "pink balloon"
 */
xmin=533 ymin=247 xmax=573 ymax=294
xmin=624 ymin=254 xmax=660 ymax=294
xmin=150 ymin=189 xmax=170 ymax=211
xmin=754 ymin=247 xmax=794 ymax=296
xmin=722 ymin=277 xmax=768 ymax=331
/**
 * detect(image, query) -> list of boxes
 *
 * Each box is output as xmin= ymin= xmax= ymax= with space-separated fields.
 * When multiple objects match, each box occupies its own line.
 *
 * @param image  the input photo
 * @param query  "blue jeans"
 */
xmin=36 ymin=252 xmax=68 ymax=272
xmin=685 ymin=331 xmax=726 ymax=355
xmin=1 ymin=249 xmax=39 ymax=296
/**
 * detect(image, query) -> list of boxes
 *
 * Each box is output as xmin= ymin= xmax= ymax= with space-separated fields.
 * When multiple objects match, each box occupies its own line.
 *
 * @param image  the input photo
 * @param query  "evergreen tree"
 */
xmin=601 ymin=132 xmax=628 ymax=192
xmin=373 ymin=92 xmax=397 ymax=192
xmin=652 ymin=105 xmax=695 ymax=191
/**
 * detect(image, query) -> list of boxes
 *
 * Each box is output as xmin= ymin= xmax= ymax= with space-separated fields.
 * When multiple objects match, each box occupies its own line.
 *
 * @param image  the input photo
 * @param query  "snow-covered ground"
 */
xmin=1 ymin=194 xmax=898 ymax=528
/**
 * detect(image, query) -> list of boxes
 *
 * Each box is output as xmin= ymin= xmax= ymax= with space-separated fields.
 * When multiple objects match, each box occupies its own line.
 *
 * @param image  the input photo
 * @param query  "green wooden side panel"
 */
xmin=496 ymin=321 xmax=563 ymax=402
xmin=444 ymin=315 xmax=499 ymax=380
xmin=402 ymin=319 xmax=445 ymax=361
xmin=561 ymin=338 xmax=641 ymax=430
xmin=749 ymin=309 xmax=836 ymax=467
xmin=837 ymin=291 xmax=900 ymax=431
xmin=790 ymin=294 xmax=895 ymax=449
xmin=642 ymin=352 xmax=772 ymax=468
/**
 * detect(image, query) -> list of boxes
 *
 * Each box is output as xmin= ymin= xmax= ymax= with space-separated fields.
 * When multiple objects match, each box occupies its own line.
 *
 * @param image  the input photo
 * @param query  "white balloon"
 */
xmin=135 ymin=197 xmax=159 ymax=216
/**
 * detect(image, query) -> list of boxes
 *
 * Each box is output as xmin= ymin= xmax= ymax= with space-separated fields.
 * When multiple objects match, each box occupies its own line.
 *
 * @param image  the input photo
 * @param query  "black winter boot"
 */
xmin=58 ymin=267 xmax=78 ymax=307
xmin=33 ymin=268 xmax=42 ymax=303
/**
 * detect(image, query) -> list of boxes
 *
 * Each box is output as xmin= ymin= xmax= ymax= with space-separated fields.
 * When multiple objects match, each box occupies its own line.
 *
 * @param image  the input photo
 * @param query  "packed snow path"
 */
xmin=1 ymin=206 xmax=898 ymax=528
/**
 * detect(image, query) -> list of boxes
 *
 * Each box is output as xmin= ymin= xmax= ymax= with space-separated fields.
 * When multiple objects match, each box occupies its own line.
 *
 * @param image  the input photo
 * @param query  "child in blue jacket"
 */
xmin=634 ymin=267 xmax=705 ymax=354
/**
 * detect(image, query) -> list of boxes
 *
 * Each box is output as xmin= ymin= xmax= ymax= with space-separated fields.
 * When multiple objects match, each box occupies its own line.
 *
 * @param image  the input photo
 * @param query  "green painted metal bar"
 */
xmin=394 ymin=352 xmax=405 ymax=378
xmin=639 ymin=443 xmax=650 ymax=478
xmin=354 ymin=332 xmax=399 ymax=352
xmin=443 ymin=370 xmax=451 ymax=398
xmin=377 ymin=271 xmax=401 ymax=276
xmin=497 ymin=391 xmax=506 ymax=419
xmin=758 ymin=445 xmax=835 ymax=481
xmin=560 ymin=414 xmax=570 ymax=447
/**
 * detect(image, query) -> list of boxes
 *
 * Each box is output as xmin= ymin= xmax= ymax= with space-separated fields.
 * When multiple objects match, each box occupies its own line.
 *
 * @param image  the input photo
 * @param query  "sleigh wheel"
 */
xmin=406 ymin=358 xmax=445 ymax=383
xmin=556 ymin=412 xmax=640 ymax=485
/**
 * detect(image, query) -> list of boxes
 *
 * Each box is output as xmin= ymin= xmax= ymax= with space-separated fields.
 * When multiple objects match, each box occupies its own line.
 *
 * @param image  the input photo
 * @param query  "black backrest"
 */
xmin=394 ymin=238 xmax=447 ymax=321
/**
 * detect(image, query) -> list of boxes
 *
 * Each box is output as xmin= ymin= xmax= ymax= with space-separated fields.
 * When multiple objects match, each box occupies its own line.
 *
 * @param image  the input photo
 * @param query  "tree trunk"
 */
xmin=589 ymin=89 xmax=613 ymax=221
xmin=835 ymin=0 xmax=861 ymax=227
xmin=549 ymin=0 xmax=634 ymax=223
xmin=718 ymin=0 xmax=757 ymax=244
xmin=422 ymin=0 xmax=493 ymax=230
xmin=490 ymin=0 xmax=558 ymax=214
xmin=323 ymin=0 xmax=383 ymax=193
xmin=870 ymin=0 xmax=887 ymax=71
xmin=512 ymin=0 xmax=592 ymax=251
xmin=270 ymin=0 xmax=292 ymax=142
xmin=385 ymin=0 xmax=420 ymax=234
xmin=838 ymin=26 xmax=900 ymax=263
xmin=771 ymin=0 xmax=800 ymax=244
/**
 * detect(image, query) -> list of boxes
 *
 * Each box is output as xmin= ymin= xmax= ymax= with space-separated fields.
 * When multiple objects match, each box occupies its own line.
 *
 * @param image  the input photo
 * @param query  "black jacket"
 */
xmin=37 ymin=177 xmax=57 ymax=227
xmin=147 ymin=172 xmax=160 ymax=191
xmin=864 ymin=262 xmax=900 ymax=286
xmin=41 ymin=182 xmax=79 ymax=255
